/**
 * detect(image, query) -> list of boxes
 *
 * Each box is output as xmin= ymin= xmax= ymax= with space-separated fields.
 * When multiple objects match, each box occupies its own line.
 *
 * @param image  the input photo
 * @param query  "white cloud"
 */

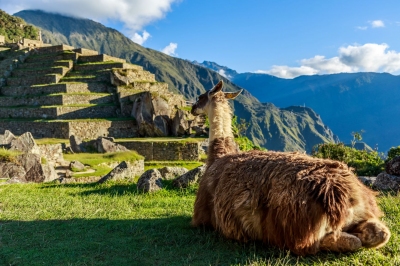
xmin=356 ymin=26 xmax=368 ymax=30
xmin=161 ymin=42 xmax=178 ymax=56
xmin=1 ymin=0 xmax=180 ymax=37
xmin=258 ymin=43 xmax=400 ymax=78
xmin=370 ymin=20 xmax=385 ymax=28
xmin=131 ymin=30 xmax=151 ymax=45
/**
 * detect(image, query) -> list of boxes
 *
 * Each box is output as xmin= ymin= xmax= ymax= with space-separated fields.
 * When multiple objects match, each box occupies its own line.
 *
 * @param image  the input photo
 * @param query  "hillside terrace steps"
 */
xmin=0 ymin=104 xmax=119 ymax=119
xmin=0 ymin=93 xmax=115 ymax=106
xmin=1 ymin=82 xmax=115 ymax=96
xmin=0 ymin=44 xmax=182 ymax=139
xmin=16 ymin=60 xmax=74 ymax=70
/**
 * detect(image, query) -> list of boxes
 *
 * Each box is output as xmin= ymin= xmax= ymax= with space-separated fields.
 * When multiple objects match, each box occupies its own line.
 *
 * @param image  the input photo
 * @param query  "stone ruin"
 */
xmin=0 ymin=44 xmax=206 ymax=140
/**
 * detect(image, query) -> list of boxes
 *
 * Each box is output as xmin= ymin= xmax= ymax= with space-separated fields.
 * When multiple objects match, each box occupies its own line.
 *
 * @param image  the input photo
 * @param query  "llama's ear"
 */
xmin=209 ymin=81 xmax=223 ymax=96
xmin=224 ymin=89 xmax=243 ymax=99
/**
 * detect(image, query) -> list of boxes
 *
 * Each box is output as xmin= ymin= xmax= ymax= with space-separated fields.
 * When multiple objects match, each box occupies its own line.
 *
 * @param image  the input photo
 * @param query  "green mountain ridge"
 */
xmin=0 ymin=9 xmax=38 ymax=42
xmin=12 ymin=10 xmax=337 ymax=152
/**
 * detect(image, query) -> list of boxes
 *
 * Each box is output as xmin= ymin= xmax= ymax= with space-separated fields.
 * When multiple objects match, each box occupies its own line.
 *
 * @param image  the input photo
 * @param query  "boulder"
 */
xmin=137 ymin=169 xmax=163 ymax=192
xmin=42 ymin=162 xmax=58 ymax=182
xmin=172 ymin=109 xmax=189 ymax=136
xmin=9 ymin=132 xmax=40 ymax=154
xmin=386 ymin=156 xmax=400 ymax=177
xmin=98 ymin=160 xmax=144 ymax=183
xmin=159 ymin=167 xmax=188 ymax=180
xmin=0 ymin=162 xmax=26 ymax=179
xmin=172 ymin=165 xmax=206 ymax=188
xmin=70 ymin=160 xmax=85 ymax=171
xmin=16 ymin=153 xmax=45 ymax=182
xmin=2 ymin=130 xmax=17 ymax=145
xmin=69 ymin=135 xmax=83 ymax=153
xmin=358 ymin=176 xmax=376 ymax=187
xmin=374 ymin=172 xmax=400 ymax=191
xmin=95 ymin=137 xmax=129 ymax=153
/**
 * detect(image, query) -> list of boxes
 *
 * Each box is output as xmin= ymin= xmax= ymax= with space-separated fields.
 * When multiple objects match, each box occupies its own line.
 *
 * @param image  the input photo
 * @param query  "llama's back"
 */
xmin=198 ymin=150 xmax=376 ymax=255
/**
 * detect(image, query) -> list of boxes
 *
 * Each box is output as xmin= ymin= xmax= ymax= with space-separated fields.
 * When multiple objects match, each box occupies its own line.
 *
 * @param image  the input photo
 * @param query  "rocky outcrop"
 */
xmin=374 ymin=172 xmax=400 ymax=191
xmin=137 ymin=169 xmax=163 ymax=192
xmin=4 ymin=153 xmax=58 ymax=183
xmin=9 ymin=132 xmax=41 ymax=154
xmin=172 ymin=109 xmax=189 ymax=136
xmin=0 ymin=130 xmax=59 ymax=183
xmin=98 ymin=161 xmax=140 ymax=183
xmin=70 ymin=160 xmax=85 ymax=171
xmin=95 ymin=137 xmax=129 ymax=153
xmin=159 ymin=166 xmax=188 ymax=180
xmin=386 ymin=156 xmax=400 ymax=176
xmin=172 ymin=165 xmax=206 ymax=188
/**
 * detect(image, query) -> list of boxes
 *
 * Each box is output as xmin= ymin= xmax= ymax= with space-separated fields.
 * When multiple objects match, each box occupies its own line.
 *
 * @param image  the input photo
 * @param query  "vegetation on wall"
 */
xmin=0 ymin=9 xmax=39 ymax=42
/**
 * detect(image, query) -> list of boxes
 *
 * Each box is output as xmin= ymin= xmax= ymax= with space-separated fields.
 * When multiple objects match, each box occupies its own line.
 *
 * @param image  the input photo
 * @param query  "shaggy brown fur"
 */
xmin=191 ymin=81 xmax=390 ymax=256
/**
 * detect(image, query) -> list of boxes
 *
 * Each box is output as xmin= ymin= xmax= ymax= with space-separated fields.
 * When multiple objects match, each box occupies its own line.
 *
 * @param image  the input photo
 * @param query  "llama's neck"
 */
xmin=206 ymin=97 xmax=238 ymax=166
xmin=208 ymin=99 xmax=234 ymax=142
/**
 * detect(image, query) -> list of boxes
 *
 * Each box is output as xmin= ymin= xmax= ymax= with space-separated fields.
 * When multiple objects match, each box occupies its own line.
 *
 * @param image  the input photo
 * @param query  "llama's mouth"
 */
xmin=191 ymin=107 xmax=200 ymax=116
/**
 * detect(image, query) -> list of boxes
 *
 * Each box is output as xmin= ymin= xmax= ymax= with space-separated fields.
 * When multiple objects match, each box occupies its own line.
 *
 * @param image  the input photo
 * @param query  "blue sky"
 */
xmin=2 ymin=0 xmax=400 ymax=78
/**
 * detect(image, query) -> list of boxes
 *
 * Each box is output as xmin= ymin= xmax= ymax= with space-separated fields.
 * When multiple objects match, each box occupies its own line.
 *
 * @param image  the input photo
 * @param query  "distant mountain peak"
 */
xmin=192 ymin=60 xmax=238 ymax=80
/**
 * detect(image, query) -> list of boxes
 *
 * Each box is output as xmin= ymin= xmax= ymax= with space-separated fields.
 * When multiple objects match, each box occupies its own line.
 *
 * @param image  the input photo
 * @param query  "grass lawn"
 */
xmin=0 ymin=181 xmax=399 ymax=266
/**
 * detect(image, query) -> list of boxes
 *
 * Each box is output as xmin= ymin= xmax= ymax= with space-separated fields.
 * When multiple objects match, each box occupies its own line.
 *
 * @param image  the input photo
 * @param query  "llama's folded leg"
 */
xmin=349 ymin=219 xmax=390 ymax=248
xmin=319 ymin=232 xmax=362 ymax=253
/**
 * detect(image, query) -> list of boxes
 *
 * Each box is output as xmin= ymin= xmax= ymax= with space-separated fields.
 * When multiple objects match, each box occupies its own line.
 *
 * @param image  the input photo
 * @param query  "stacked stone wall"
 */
xmin=0 ymin=121 xmax=69 ymax=138
xmin=67 ymin=120 xmax=137 ymax=139
xmin=37 ymin=144 xmax=64 ymax=166
xmin=36 ymin=45 xmax=75 ymax=54
xmin=118 ymin=141 xmax=200 ymax=161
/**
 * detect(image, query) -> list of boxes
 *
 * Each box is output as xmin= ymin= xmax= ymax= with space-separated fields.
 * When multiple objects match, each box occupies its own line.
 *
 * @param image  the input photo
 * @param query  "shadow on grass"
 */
xmin=0 ymin=216 xmax=353 ymax=266
xmin=41 ymin=180 xmax=196 ymax=197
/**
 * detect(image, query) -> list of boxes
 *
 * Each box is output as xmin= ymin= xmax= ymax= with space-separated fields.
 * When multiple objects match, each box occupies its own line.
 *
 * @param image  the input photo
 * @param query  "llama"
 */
xmin=190 ymin=81 xmax=390 ymax=256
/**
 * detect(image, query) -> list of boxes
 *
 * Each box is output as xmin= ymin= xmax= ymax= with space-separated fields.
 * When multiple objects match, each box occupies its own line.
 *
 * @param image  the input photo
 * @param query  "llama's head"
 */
xmin=191 ymin=81 xmax=243 ymax=116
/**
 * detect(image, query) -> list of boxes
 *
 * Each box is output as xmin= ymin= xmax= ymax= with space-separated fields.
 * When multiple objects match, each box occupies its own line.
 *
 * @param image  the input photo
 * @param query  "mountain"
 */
xmin=13 ymin=10 xmax=337 ymax=153
xmin=0 ymin=9 xmax=38 ymax=42
xmin=192 ymin=61 xmax=238 ymax=80
xmin=230 ymin=72 xmax=400 ymax=152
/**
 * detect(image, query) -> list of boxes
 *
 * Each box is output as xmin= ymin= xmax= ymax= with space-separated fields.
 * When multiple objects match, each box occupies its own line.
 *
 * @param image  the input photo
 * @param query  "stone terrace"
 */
xmin=0 ymin=45 xmax=175 ymax=139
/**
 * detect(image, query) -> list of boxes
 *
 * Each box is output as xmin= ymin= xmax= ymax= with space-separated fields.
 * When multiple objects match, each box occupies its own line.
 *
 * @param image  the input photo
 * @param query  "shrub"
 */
xmin=312 ymin=143 xmax=384 ymax=176
xmin=386 ymin=146 xmax=400 ymax=162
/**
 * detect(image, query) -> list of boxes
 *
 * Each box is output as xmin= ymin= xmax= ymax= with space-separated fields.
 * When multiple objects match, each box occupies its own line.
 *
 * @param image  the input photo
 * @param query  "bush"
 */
xmin=235 ymin=136 xmax=264 ymax=152
xmin=312 ymin=143 xmax=384 ymax=176
xmin=386 ymin=146 xmax=400 ymax=162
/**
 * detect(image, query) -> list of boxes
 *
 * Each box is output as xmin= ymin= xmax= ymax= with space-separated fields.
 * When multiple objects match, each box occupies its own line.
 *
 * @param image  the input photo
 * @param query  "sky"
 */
xmin=2 ymin=0 xmax=400 ymax=78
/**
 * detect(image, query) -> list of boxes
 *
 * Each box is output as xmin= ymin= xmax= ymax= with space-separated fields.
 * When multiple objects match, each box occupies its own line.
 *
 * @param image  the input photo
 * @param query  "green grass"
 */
xmin=64 ymin=151 xmax=144 ymax=178
xmin=35 ymin=138 xmax=70 ymax=145
xmin=0 ymin=182 xmax=398 ymax=265
xmin=116 ymin=137 xmax=206 ymax=143
xmin=0 ymin=148 xmax=21 ymax=163
xmin=144 ymin=161 xmax=203 ymax=171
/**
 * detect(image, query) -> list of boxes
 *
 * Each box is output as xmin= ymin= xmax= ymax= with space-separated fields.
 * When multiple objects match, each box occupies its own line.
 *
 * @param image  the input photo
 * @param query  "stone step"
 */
xmin=17 ymin=60 xmax=73 ymax=69
xmin=78 ymin=54 xmax=126 ymax=64
xmin=112 ymin=68 xmax=156 ymax=82
xmin=1 ymin=83 xmax=114 ymax=96
xmin=73 ymin=48 xmax=99 ymax=56
xmin=0 ymin=104 xmax=119 ymax=119
xmin=60 ymin=75 xmax=110 ymax=83
xmin=35 ymin=45 xmax=75 ymax=55
xmin=11 ymin=66 xmax=70 ymax=78
xmin=25 ymin=52 xmax=79 ymax=63
xmin=0 ymin=118 xmax=137 ymax=139
xmin=74 ymin=62 xmax=142 ymax=72
xmin=117 ymin=82 xmax=169 ymax=94
xmin=6 ymin=74 xmax=61 ymax=86
xmin=0 ymin=93 xmax=115 ymax=107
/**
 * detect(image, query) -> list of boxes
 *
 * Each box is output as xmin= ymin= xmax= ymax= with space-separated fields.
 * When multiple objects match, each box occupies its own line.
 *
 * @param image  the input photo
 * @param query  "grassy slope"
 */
xmin=0 ymin=9 xmax=38 ymax=42
xmin=0 ymin=182 xmax=399 ymax=265
xmin=14 ymin=10 xmax=337 ymax=152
